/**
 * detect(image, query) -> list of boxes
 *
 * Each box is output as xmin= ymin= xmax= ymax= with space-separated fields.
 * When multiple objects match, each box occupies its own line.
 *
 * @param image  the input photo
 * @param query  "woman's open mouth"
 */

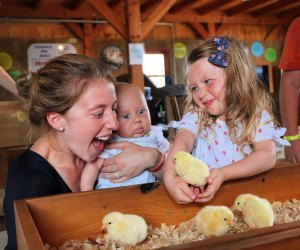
xmin=92 ymin=136 xmax=110 ymax=152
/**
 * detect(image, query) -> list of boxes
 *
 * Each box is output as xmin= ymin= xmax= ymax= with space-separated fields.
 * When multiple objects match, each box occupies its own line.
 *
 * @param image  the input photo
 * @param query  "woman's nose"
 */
xmin=106 ymin=112 xmax=119 ymax=130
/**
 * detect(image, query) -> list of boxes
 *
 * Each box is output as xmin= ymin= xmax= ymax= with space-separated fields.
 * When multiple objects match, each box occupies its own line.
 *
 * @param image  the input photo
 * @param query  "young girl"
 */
xmin=164 ymin=36 xmax=289 ymax=204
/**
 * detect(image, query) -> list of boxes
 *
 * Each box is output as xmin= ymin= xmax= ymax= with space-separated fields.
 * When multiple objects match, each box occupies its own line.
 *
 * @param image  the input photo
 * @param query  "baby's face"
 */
xmin=116 ymin=88 xmax=151 ymax=138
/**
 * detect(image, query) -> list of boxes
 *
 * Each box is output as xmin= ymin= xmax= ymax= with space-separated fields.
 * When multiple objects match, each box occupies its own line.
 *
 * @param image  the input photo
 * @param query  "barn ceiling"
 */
xmin=0 ymin=0 xmax=298 ymax=27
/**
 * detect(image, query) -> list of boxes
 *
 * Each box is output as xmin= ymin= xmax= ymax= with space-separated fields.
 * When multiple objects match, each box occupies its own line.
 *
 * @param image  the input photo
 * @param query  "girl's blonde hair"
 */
xmin=17 ymin=53 xmax=115 ymax=135
xmin=185 ymin=36 xmax=277 ymax=149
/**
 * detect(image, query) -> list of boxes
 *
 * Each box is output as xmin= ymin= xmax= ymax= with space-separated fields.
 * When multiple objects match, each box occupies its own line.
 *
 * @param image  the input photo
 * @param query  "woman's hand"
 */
xmin=193 ymin=168 xmax=226 ymax=203
xmin=100 ymin=141 xmax=159 ymax=183
xmin=284 ymin=140 xmax=300 ymax=163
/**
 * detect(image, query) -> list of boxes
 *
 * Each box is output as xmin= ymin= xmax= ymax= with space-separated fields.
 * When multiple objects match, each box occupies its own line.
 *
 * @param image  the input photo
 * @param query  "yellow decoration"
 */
xmin=0 ymin=52 xmax=13 ymax=70
xmin=174 ymin=42 xmax=187 ymax=59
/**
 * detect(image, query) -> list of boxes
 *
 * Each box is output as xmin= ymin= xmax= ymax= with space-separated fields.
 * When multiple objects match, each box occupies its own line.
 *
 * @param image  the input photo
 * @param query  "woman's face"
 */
xmin=186 ymin=57 xmax=226 ymax=120
xmin=62 ymin=79 xmax=119 ymax=162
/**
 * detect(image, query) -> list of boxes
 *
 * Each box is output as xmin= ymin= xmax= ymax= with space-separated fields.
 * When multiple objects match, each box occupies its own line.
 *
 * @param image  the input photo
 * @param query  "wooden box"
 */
xmin=15 ymin=163 xmax=300 ymax=250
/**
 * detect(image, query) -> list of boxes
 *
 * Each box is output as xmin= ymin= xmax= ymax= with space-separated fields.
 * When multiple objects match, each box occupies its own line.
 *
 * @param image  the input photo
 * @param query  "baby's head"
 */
xmin=115 ymin=83 xmax=151 ymax=138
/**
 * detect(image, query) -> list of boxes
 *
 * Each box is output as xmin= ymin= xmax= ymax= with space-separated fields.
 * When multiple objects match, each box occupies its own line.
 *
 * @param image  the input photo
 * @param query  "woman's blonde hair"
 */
xmin=17 ymin=53 xmax=115 ymax=135
xmin=185 ymin=36 xmax=277 ymax=149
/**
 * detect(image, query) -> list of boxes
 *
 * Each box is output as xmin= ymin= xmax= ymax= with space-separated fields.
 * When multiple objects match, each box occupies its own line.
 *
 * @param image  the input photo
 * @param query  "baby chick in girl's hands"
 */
xmin=195 ymin=205 xmax=234 ymax=237
xmin=101 ymin=212 xmax=148 ymax=246
xmin=234 ymin=194 xmax=274 ymax=229
xmin=174 ymin=151 xmax=210 ymax=192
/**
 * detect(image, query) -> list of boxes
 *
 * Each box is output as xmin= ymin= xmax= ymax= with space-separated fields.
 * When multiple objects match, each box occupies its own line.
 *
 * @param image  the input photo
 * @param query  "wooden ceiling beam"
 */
xmin=276 ymin=5 xmax=300 ymax=20
xmin=72 ymin=0 xmax=88 ymax=11
xmin=251 ymin=0 xmax=295 ymax=17
xmin=188 ymin=22 xmax=208 ymax=39
xmin=263 ymin=25 xmax=282 ymax=42
xmin=226 ymin=0 xmax=275 ymax=17
xmin=196 ymin=0 xmax=231 ymax=16
xmin=169 ymin=0 xmax=198 ymax=14
xmin=88 ymin=0 xmax=127 ymax=40
xmin=141 ymin=0 xmax=176 ymax=40
xmin=64 ymin=23 xmax=84 ymax=40
xmin=34 ymin=0 xmax=48 ymax=10
xmin=163 ymin=11 xmax=292 ymax=25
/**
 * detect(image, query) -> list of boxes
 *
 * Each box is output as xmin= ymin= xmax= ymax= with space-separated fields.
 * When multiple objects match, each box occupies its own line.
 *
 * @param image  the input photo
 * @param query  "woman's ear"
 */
xmin=46 ymin=112 xmax=66 ymax=132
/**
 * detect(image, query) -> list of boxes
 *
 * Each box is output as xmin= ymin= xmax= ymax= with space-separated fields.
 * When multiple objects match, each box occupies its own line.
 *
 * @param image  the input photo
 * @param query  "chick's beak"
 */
xmin=101 ymin=226 xmax=108 ymax=234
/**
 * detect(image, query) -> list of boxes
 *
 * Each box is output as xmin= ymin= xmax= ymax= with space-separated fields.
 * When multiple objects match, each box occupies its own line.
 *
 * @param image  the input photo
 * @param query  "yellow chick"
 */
xmin=101 ymin=211 xmax=148 ymax=246
xmin=174 ymin=151 xmax=210 ymax=192
xmin=195 ymin=205 xmax=234 ymax=237
xmin=234 ymin=194 xmax=274 ymax=229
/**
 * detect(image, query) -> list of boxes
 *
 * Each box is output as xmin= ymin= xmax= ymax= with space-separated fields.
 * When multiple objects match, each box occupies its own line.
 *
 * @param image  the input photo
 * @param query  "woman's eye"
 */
xmin=93 ymin=113 xmax=104 ymax=118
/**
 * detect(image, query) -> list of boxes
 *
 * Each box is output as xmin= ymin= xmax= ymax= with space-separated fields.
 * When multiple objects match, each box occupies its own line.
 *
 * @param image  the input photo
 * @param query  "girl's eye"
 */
xmin=190 ymin=85 xmax=198 ymax=93
xmin=204 ymin=79 xmax=212 ymax=85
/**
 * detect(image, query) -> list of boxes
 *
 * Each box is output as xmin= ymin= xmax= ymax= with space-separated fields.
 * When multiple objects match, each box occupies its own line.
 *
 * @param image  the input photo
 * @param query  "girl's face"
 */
xmin=186 ymin=57 xmax=226 ymax=120
xmin=62 ymin=79 xmax=119 ymax=162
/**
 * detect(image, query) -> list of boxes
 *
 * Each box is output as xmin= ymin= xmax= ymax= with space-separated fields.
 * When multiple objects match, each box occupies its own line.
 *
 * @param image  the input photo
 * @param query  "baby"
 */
xmin=81 ymin=83 xmax=169 ymax=190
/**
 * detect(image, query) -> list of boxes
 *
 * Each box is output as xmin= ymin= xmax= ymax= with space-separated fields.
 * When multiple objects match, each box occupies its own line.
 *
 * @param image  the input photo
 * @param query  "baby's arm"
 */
xmin=163 ymin=128 xmax=197 ymax=204
xmin=194 ymin=139 xmax=276 ymax=203
xmin=80 ymin=158 xmax=105 ymax=191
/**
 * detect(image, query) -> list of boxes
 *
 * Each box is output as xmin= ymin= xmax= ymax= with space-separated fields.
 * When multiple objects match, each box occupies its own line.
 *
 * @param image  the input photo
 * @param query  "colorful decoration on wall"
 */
xmin=9 ymin=69 xmax=23 ymax=81
xmin=264 ymin=47 xmax=277 ymax=62
xmin=174 ymin=42 xmax=187 ymax=59
xmin=0 ymin=52 xmax=13 ymax=70
xmin=251 ymin=41 xmax=264 ymax=57
xmin=101 ymin=45 xmax=124 ymax=70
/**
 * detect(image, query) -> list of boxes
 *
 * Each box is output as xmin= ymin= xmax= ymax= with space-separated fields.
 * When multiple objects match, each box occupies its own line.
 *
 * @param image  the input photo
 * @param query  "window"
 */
xmin=142 ymin=53 xmax=165 ymax=88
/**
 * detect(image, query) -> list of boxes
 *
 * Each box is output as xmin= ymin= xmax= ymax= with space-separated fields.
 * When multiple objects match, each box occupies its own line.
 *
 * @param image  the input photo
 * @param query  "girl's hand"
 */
xmin=164 ymin=175 xmax=196 ymax=204
xmin=284 ymin=140 xmax=300 ymax=163
xmin=100 ymin=141 xmax=159 ymax=183
xmin=194 ymin=168 xmax=226 ymax=203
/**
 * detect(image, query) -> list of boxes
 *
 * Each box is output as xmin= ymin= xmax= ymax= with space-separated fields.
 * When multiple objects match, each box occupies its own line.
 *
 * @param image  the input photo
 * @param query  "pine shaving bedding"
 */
xmin=46 ymin=199 xmax=300 ymax=250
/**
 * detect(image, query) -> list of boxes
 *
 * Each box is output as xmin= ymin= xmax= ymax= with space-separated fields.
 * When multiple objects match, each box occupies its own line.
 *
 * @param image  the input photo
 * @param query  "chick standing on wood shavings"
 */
xmin=101 ymin=212 xmax=148 ymax=246
xmin=234 ymin=194 xmax=274 ymax=229
xmin=195 ymin=205 xmax=234 ymax=237
xmin=174 ymin=151 xmax=210 ymax=192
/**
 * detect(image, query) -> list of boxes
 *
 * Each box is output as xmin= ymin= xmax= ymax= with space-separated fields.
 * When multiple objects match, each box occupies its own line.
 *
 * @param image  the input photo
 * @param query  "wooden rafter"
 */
xmin=64 ymin=23 xmax=84 ymax=40
xmin=188 ymin=22 xmax=208 ymax=39
xmin=251 ymin=0 xmax=295 ymax=17
xmin=141 ymin=0 xmax=177 ymax=40
xmin=263 ymin=26 xmax=282 ymax=42
xmin=34 ymin=0 xmax=48 ymax=10
xmin=226 ymin=0 xmax=274 ymax=17
xmin=196 ymin=0 xmax=231 ymax=15
xmin=88 ymin=0 xmax=127 ymax=39
xmin=72 ymin=0 xmax=88 ymax=11
xmin=169 ymin=0 xmax=198 ymax=14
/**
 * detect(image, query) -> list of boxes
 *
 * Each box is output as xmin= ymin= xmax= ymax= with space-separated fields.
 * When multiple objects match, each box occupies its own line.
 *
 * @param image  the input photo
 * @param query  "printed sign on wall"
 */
xmin=27 ymin=43 xmax=77 ymax=72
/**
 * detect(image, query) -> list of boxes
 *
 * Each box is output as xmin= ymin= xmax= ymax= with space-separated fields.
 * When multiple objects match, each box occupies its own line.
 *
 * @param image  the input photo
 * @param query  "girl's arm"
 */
xmin=194 ymin=139 xmax=276 ymax=203
xmin=80 ymin=158 xmax=104 ymax=191
xmin=163 ymin=129 xmax=197 ymax=204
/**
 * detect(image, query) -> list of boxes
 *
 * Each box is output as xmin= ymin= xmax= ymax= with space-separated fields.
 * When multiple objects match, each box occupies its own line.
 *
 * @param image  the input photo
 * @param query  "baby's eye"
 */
xmin=224 ymin=218 xmax=227 ymax=221
xmin=122 ymin=114 xmax=129 ymax=120
xmin=138 ymin=109 xmax=146 ymax=115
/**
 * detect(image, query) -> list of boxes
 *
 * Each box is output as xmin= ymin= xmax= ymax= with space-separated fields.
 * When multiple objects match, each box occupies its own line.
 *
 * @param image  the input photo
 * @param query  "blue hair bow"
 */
xmin=208 ymin=36 xmax=230 ymax=67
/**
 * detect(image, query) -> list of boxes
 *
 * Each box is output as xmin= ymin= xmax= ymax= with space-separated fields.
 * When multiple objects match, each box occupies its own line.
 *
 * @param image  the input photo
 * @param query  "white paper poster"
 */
xmin=27 ymin=43 xmax=77 ymax=72
xmin=128 ymin=43 xmax=144 ymax=65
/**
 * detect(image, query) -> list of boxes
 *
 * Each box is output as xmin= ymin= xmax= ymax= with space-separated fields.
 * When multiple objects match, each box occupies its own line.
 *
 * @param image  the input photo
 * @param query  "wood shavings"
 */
xmin=47 ymin=199 xmax=300 ymax=250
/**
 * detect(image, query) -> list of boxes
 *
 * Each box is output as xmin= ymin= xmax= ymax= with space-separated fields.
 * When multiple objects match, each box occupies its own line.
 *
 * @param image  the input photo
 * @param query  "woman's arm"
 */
xmin=101 ymin=141 xmax=161 ymax=182
xmin=194 ymin=139 xmax=276 ymax=203
xmin=0 ymin=66 xmax=19 ymax=97
xmin=163 ymin=129 xmax=197 ymax=204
